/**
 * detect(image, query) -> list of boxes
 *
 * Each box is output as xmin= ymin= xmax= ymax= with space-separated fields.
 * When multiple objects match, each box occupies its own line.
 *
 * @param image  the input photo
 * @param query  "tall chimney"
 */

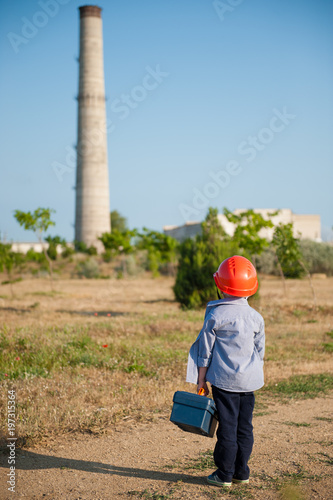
xmin=75 ymin=5 xmax=110 ymax=251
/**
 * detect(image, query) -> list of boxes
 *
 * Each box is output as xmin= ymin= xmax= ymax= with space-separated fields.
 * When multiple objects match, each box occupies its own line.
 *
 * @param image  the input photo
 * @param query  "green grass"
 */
xmin=263 ymin=374 xmax=333 ymax=399
xmin=322 ymin=343 xmax=333 ymax=352
xmin=183 ymin=450 xmax=215 ymax=470
xmin=283 ymin=421 xmax=311 ymax=427
xmin=228 ymin=488 xmax=254 ymax=499
xmin=264 ymin=333 xmax=325 ymax=361
xmin=318 ymin=452 xmax=333 ymax=465
xmin=321 ymin=330 xmax=333 ymax=352
xmin=128 ymin=483 xmax=182 ymax=499
xmin=279 ymin=484 xmax=306 ymax=500
xmin=280 ymin=466 xmax=321 ymax=483
xmin=163 ymin=449 xmax=215 ymax=471
xmin=128 ymin=492 xmax=170 ymax=500
xmin=292 ymin=309 xmax=308 ymax=318
xmin=0 ymin=323 xmax=188 ymax=381
xmin=315 ymin=417 xmax=332 ymax=422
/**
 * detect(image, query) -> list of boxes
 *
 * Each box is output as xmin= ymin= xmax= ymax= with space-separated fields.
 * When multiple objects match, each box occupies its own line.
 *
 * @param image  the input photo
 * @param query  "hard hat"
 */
xmin=213 ymin=255 xmax=258 ymax=297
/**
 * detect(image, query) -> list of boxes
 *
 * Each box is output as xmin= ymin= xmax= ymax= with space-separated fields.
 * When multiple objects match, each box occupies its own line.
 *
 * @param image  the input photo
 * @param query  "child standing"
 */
xmin=186 ymin=255 xmax=265 ymax=488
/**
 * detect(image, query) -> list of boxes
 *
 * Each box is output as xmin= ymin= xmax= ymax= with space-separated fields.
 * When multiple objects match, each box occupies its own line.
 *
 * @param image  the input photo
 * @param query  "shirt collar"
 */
xmin=207 ymin=297 xmax=249 ymax=307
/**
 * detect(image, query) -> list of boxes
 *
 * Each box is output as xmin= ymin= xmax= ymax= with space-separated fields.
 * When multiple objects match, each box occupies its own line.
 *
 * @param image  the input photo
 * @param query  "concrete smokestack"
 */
xmin=75 ymin=5 xmax=110 ymax=251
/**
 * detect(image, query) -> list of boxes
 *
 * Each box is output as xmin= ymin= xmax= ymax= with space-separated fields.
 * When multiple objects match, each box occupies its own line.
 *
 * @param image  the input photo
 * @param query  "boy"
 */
xmin=186 ymin=255 xmax=265 ymax=488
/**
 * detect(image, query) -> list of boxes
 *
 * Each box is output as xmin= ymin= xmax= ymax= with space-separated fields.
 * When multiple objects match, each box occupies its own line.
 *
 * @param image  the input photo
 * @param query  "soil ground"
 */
xmin=0 ymin=276 xmax=332 ymax=499
xmin=0 ymin=395 xmax=332 ymax=499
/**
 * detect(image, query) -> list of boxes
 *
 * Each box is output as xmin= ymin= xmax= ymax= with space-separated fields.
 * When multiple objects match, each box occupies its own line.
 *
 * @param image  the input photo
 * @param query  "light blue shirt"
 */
xmin=186 ymin=297 xmax=265 ymax=392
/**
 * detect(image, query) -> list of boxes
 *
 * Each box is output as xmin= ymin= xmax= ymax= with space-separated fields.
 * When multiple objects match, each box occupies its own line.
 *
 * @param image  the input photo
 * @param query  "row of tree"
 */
xmin=0 ymin=208 xmax=179 ymax=291
xmin=0 ymin=206 xmax=328 ymax=307
xmin=173 ymin=207 xmax=314 ymax=308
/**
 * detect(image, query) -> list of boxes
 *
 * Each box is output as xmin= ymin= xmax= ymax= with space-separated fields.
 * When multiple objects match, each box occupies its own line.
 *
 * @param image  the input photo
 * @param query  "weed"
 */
xmin=229 ymin=488 xmax=254 ymax=499
xmin=292 ymin=309 xmax=307 ymax=318
xmin=322 ymin=342 xmax=333 ymax=352
xmin=183 ymin=450 xmax=215 ymax=470
xmin=316 ymin=440 xmax=333 ymax=447
xmin=283 ymin=421 xmax=311 ymax=428
xmin=263 ymin=374 xmax=333 ymax=399
xmin=317 ymin=452 xmax=333 ymax=465
xmin=0 ymin=275 xmax=332 ymax=448
xmin=124 ymin=361 xmax=153 ymax=377
xmin=254 ymin=472 xmax=281 ymax=486
xmin=0 ymin=325 xmax=186 ymax=381
xmin=128 ymin=488 xmax=171 ymax=499
xmin=315 ymin=416 xmax=332 ymax=422
xmin=279 ymin=483 xmax=305 ymax=500
xmin=28 ymin=302 xmax=40 ymax=309
xmin=280 ymin=466 xmax=320 ymax=483
xmin=128 ymin=481 xmax=182 ymax=500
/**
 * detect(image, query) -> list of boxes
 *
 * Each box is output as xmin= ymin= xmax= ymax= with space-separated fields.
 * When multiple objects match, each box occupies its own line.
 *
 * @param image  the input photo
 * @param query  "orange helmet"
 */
xmin=213 ymin=255 xmax=258 ymax=297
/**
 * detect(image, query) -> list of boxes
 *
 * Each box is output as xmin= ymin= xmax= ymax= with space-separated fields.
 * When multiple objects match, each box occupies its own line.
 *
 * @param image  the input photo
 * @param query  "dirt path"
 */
xmin=1 ymin=394 xmax=332 ymax=500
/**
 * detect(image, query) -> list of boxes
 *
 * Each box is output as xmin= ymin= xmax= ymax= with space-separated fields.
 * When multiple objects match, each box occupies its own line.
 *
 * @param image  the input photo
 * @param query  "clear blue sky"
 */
xmin=1 ymin=0 xmax=332 ymax=242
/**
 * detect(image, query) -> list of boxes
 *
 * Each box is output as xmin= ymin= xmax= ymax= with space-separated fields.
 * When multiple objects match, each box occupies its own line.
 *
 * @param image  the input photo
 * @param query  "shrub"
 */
xmin=102 ymin=249 xmax=112 ymax=263
xmin=136 ymin=228 xmax=178 ymax=277
xmin=74 ymin=241 xmax=97 ymax=255
xmin=76 ymin=258 xmax=100 ymax=279
xmin=61 ymin=245 xmax=75 ymax=258
xmin=25 ymin=248 xmax=47 ymax=264
xmin=271 ymin=223 xmax=305 ymax=278
xmin=174 ymin=208 xmax=241 ymax=309
xmin=99 ymin=230 xmax=137 ymax=255
xmin=255 ymin=248 xmax=277 ymax=275
xmin=45 ymin=235 xmax=66 ymax=261
xmin=299 ymin=240 xmax=333 ymax=276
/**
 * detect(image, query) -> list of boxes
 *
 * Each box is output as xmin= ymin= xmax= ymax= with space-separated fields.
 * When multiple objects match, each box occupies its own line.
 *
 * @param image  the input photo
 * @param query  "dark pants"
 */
xmin=212 ymin=386 xmax=255 ymax=482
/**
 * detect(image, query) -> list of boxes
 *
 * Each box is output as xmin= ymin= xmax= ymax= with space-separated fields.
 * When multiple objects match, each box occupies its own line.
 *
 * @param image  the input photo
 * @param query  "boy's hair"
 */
xmin=223 ymin=291 xmax=248 ymax=298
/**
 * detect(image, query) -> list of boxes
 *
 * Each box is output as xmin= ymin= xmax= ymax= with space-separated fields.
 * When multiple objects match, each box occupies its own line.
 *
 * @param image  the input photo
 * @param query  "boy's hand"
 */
xmin=197 ymin=380 xmax=209 ymax=396
xmin=198 ymin=367 xmax=209 ymax=395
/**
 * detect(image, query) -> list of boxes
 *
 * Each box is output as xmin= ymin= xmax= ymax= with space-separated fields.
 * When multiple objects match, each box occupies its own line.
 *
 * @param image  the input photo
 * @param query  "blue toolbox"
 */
xmin=170 ymin=391 xmax=218 ymax=438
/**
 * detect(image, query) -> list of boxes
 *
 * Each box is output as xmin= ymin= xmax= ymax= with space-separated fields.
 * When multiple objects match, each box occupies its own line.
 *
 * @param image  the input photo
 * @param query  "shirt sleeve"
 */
xmin=254 ymin=318 xmax=265 ymax=361
xmin=197 ymin=313 xmax=217 ymax=368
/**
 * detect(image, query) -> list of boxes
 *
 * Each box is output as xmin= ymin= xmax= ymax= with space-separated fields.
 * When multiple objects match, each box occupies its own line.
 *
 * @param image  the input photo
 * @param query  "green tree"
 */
xmin=271 ymin=223 xmax=316 ymax=304
xmin=223 ymin=208 xmax=275 ymax=261
xmin=99 ymin=229 xmax=137 ymax=275
xmin=45 ymin=235 xmax=67 ymax=261
xmin=299 ymin=240 xmax=333 ymax=276
xmin=14 ymin=208 xmax=56 ymax=287
xmin=110 ymin=210 xmax=128 ymax=232
xmin=0 ymin=243 xmax=22 ymax=297
xmin=73 ymin=240 xmax=97 ymax=255
xmin=174 ymin=208 xmax=240 ymax=309
xmin=136 ymin=228 xmax=178 ymax=276
xmin=99 ymin=229 xmax=137 ymax=255
xmin=271 ymin=223 xmax=304 ymax=278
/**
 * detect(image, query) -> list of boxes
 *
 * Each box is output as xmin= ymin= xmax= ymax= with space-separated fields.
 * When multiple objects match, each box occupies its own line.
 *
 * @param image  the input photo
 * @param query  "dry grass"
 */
xmin=0 ymin=275 xmax=332 ymax=448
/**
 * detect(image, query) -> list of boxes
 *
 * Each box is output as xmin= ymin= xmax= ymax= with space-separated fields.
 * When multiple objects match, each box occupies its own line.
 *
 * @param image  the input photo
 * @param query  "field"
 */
xmin=0 ymin=275 xmax=332 ymax=499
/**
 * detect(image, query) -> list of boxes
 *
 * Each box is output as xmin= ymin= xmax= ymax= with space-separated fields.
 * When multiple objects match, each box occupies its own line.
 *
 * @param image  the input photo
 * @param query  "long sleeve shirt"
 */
xmin=186 ymin=297 xmax=265 ymax=392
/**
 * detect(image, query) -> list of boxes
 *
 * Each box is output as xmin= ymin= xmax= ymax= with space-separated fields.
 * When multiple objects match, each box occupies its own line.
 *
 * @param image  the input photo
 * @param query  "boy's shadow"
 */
xmin=10 ymin=451 xmax=205 ymax=485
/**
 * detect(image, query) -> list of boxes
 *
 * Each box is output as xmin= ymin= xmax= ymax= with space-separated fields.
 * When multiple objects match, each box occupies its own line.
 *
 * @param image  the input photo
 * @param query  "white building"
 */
xmin=9 ymin=242 xmax=72 ymax=254
xmin=163 ymin=209 xmax=321 ymax=243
